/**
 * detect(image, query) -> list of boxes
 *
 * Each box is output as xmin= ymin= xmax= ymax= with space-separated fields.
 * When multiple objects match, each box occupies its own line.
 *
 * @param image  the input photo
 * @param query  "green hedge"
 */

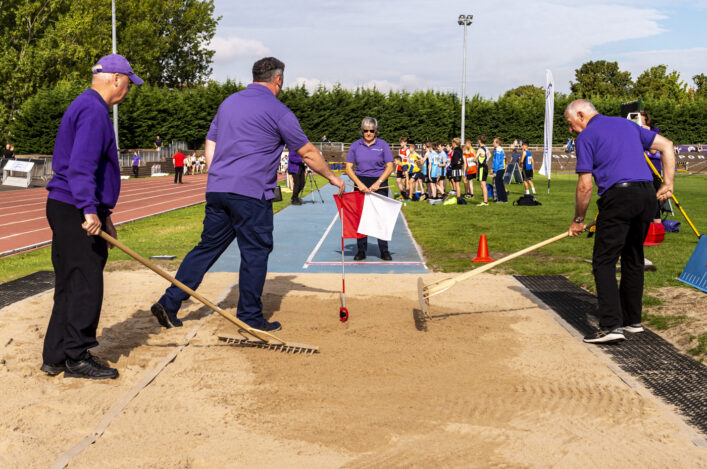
xmin=9 ymin=82 xmax=707 ymax=154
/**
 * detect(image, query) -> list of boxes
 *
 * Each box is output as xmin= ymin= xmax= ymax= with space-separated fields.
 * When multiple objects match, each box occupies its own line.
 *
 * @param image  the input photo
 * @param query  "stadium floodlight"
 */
xmin=458 ymin=14 xmax=473 ymax=143
xmin=112 ymin=0 xmax=119 ymax=149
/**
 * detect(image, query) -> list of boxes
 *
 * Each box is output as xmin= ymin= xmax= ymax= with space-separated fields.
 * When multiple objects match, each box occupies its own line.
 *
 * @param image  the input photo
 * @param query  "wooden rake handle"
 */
xmin=99 ymin=231 xmax=285 ymax=345
xmin=425 ymin=221 xmax=596 ymax=298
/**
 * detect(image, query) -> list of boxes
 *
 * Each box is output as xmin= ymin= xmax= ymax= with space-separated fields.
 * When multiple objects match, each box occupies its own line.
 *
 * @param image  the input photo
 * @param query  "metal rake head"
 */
xmin=218 ymin=334 xmax=320 ymax=354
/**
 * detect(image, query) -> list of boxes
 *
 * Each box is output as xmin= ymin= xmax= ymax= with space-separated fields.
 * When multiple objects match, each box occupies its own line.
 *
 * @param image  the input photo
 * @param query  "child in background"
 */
xmin=406 ymin=143 xmax=423 ymax=197
xmin=491 ymin=137 xmax=508 ymax=203
xmin=449 ymin=138 xmax=464 ymax=196
xmin=436 ymin=142 xmax=446 ymax=198
xmin=463 ymin=138 xmax=476 ymax=198
xmin=397 ymin=137 xmax=410 ymax=197
xmin=419 ymin=141 xmax=431 ymax=200
xmin=476 ymin=135 xmax=490 ymax=206
xmin=428 ymin=142 xmax=440 ymax=199
xmin=520 ymin=141 xmax=536 ymax=195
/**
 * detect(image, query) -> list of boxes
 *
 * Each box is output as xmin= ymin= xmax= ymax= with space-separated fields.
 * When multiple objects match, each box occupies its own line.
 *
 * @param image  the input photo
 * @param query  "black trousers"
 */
xmin=132 ymin=165 xmax=139 ymax=178
xmin=593 ymin=182 xmax=657 ymax=330
xmin=43 ymin=199 xmax=108 ymax=363
xmin=354 ymin=175 xmax=389 ymax=254
xmin=292 ymin=165 xmax=305 ymax=200
xmin=174 ymin=166 xmax=183 ymax=183
xmin=494 ymin=168 xmax=507 ymax=202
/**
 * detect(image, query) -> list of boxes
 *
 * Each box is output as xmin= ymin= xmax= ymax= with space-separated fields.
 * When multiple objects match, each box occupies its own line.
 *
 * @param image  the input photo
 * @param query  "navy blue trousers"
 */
xmin=158 ymin=192 xmax=273 ymax=323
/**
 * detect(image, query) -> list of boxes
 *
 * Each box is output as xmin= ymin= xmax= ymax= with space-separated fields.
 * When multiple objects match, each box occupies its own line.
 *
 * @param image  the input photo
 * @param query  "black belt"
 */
xmin=612 ymin=181 xmax=650 ymax=189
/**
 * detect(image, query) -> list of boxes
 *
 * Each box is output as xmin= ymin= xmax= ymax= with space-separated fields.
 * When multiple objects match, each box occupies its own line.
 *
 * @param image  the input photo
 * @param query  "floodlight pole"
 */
xmin=458 ymin=14 xmax=473 ymax=143
xmin=112 ymin=0 xmax=119 ymax=149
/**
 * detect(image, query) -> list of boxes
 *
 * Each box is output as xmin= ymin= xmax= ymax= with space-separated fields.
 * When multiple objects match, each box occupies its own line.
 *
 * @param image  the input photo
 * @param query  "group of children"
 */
xmin=184 ymin=153 xmax=207 ymax=175
xmin=393 ymin=136 xmax=537 ymax=205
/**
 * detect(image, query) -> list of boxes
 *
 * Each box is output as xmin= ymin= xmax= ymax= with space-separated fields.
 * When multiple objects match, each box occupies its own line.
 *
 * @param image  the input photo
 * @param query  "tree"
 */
xmin=693 ymin=74 xmax=707 ymax=98
xmin=570 ymin=60 xmax=633 ymax=98
xmin=0 ymin=0 xmax=219 ymax=140
xmin=502 ymin=85 xmax=545 ymax=100
xmin=633 ymin=65 xmax=688 ymax=102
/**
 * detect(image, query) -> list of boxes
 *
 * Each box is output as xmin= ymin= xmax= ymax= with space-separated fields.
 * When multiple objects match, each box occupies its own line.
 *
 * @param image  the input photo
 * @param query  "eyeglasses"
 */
xmin=362 ymin=129 xmax=376 ymax=134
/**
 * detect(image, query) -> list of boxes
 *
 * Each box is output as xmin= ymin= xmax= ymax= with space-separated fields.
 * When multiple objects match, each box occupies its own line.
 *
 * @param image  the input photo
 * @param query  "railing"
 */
xmin=0 ymin=157 xmax=54 ymax=182
xmin=118 ymin=141 xmax=188 ymax=167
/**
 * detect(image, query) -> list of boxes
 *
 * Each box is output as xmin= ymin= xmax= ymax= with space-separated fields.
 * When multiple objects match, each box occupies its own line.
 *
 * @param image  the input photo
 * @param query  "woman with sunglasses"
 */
xmin=345 ymin=117 xmax=394 ymax=261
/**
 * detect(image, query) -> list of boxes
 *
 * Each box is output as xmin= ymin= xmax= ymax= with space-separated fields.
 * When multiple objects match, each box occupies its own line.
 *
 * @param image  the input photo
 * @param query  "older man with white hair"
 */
xmin=41 ymin=54 xmax=143 ymax=379
xmin=566 ymin=99 xmax=675 ymax=344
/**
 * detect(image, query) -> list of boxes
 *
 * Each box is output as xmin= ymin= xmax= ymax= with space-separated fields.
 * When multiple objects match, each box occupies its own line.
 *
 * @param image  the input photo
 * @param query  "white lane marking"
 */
xmin=302 ymin=212 xmax=339 ymax=269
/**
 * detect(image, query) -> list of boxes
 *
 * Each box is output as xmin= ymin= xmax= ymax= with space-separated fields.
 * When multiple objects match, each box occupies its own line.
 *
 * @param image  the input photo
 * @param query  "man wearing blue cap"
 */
xmin=41 ymin=54 xmax=143 ymax=380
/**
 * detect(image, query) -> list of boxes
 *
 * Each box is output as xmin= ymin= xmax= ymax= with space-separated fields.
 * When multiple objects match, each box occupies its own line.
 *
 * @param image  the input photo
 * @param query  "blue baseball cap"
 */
xmin=92 ymin=54 xmax=144 ymax=85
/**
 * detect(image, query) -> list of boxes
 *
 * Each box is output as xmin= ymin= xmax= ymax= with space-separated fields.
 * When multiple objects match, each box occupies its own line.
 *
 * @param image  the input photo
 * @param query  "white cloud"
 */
xmin=210 ymin=0 xmax=702 ymax=96
xmin=210 ymin=36 xmax=270 ymax=62
xmin=617 ymin=48 xmax=707 ymax=86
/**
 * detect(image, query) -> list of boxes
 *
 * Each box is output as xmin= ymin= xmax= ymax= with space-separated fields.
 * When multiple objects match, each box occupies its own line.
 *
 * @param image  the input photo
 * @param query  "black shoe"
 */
xmin=291 ymin=198 xmax=302 ymax=206
xmin=381 ymin=251 xmax=392 ymax=261
xmin=243 ymin=318 xmax=282 ymax=332
xmin=353 ymin=251 xmax=366 ymax=261
xmin=151 ymin=302 xmax=183 ymax=328
xmin=65 ymin=355 xmax=118 ymax=380
xmin=40 ymin=361 xmax=66 ymax=376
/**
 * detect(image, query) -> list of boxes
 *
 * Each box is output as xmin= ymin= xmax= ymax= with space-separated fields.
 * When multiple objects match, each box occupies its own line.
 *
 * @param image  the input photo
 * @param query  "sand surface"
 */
xmin=0 ymin=270 xmax=705 ymax=468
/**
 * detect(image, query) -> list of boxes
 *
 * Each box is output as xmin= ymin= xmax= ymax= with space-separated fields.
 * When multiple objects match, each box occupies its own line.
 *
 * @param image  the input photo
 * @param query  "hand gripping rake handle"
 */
xmin=644 ymin=154 xmax=700 ymax=238
xmin=422 ymin=221 xmax=596 ymax=300
xmin=99 ymin=230 xmax=311 ymax=349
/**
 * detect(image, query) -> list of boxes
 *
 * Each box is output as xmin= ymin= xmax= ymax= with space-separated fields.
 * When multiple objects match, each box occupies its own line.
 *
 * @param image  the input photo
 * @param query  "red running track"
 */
xmin=0 ymin=174 xmax=209 ymax=257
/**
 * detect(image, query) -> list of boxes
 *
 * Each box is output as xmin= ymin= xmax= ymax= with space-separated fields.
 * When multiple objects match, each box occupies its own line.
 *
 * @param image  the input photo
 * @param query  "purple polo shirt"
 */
xmin=46 ymin=89 xmax=120 ymax=215
xmin=647 ymin=126 xmax=662 ymax=172
xmin=206 ymin=83 xmax=309 ymax=200
xmin=575 ymin=114 xmax=656 ymax=195
xmin=346 ymin=138 xmax=394 ymax=177
xmin=132 ymin=154 xmax=140 ymax=166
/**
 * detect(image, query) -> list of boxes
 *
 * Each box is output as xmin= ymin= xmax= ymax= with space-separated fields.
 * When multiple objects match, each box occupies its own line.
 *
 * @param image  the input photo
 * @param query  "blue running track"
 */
xmin=209 ymin=179 xmax=428 ymax=274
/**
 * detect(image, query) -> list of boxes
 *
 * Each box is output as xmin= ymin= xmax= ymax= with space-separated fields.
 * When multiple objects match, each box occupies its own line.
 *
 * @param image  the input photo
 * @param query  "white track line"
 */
xmin=302 ymin=212 xmax=339 ymax=269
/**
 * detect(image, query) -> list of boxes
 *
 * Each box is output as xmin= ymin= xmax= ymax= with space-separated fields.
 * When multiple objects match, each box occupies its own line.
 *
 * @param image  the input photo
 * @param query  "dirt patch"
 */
xmin=0 ymin=270 xmax=704 ymax=468
xmin=645 ymin=286 xmax=707 ymax=360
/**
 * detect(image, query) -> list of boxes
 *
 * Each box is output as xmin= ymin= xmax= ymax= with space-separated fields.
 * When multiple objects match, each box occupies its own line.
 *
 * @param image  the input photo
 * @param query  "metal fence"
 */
xmin=118 ymin=141 xmax=188 ymax=167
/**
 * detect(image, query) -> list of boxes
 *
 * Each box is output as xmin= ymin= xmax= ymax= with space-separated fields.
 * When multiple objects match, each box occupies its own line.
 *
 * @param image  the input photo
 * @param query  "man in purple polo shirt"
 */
xmin=566 ymin=99 xmax=675 ymax=344
xmin=42 ymin=54 xmax=143 ymax=379
xmin=150 ymin=57 xmax=344 ymax=332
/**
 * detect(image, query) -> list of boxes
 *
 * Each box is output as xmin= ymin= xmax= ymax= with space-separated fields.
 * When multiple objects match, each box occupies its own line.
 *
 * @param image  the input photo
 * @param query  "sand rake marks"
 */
xmin=417 ymin=223 xmax=595 ymax=318
xmin=99 ymin=231 xmax=320 ymax=355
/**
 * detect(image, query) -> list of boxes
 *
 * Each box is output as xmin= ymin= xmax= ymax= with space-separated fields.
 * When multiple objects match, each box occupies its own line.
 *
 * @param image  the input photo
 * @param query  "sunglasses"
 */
xmin=362 ymin=129 xmax=376 ymax=134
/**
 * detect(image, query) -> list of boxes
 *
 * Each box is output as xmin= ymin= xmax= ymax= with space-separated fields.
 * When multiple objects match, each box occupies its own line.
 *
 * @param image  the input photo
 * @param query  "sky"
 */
xmin=208 ymin=0 xmax=707 ymax=98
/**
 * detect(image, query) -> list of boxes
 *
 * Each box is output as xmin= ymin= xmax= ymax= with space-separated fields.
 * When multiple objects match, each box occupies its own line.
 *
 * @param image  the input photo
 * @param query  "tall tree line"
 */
xmin=9 ymin=80 xmax=707 ymax=154
xmin=0 ymin=0 xmax=218 ymax=138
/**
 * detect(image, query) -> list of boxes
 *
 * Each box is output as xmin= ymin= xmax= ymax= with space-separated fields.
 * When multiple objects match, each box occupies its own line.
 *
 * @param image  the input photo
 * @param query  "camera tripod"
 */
xmin=306 ymin=168 xmax=324 ymax=203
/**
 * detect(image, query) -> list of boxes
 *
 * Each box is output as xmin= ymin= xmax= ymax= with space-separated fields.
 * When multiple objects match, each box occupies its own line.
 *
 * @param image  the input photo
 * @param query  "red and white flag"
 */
xmin=334 ymin=192 xmax=402 ymax=241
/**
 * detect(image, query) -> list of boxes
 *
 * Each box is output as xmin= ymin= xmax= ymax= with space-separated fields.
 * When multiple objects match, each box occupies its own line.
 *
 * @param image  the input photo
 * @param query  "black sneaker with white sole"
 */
xmin=623 ymin=323 xmax=644 ymax=333
xmin=583 ymin=328 xmax=625 ymax=344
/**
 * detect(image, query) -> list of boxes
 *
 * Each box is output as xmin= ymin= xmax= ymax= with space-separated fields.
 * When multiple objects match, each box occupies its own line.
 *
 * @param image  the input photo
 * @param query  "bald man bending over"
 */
xmin=566 ymin=99 xmax=675 ymax=344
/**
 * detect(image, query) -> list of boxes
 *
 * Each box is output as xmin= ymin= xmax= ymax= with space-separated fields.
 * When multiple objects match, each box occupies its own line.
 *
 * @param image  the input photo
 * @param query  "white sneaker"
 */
xmin=623 ymin=323 xmax=644 ymax=333
xmin=583 ymin=328 xmax=625 ymax=344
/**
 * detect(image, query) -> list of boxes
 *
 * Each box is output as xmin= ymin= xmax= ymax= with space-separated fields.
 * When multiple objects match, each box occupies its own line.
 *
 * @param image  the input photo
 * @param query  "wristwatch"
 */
xmin=573 ymin=216 xmax=585 ymax=223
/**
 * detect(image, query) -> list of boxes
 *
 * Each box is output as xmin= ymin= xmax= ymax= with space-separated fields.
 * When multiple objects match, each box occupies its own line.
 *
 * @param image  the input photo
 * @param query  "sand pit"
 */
xmin=0 ymin=270 xmax=704 ymax=468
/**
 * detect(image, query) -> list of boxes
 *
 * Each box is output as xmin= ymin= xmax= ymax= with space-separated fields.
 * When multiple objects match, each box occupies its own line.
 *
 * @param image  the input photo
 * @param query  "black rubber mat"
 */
xmin=515 ymin=275 xmax=707 ymax=436
xmin=0 ymin=271 xmax=55 ymax=309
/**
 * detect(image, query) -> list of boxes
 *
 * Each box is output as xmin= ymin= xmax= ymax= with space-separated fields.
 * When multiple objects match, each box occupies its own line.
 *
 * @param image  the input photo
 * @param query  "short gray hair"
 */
xmin=361 ymin=116 xmax=378 ymax=131
xmin=252 ymin=57 xmax=284 ymax=83
xmin=565 ymin=99 xmax=597 ymax=118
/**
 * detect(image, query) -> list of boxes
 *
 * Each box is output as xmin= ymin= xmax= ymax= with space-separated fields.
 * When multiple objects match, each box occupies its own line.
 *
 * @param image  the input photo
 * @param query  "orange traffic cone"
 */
xmin=472 ymin=235 xmax=494 ymax=263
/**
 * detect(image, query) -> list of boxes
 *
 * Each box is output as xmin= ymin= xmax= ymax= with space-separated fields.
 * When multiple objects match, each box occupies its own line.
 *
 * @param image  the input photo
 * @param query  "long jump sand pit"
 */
xmin=0 ymin=270 xmax=704 ymax=467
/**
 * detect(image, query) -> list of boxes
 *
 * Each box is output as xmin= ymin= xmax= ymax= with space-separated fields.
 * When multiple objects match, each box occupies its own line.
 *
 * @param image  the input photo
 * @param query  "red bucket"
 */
xmin=643 ymin=222 xmax=665 ymax=246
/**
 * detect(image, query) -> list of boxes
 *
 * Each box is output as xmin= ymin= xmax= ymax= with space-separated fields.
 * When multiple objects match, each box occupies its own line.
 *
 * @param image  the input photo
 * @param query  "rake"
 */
xmin=99 ymin=231 xmax=319 ymax=354
xmin=417 ymin=222 xmax=595 ymax=317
